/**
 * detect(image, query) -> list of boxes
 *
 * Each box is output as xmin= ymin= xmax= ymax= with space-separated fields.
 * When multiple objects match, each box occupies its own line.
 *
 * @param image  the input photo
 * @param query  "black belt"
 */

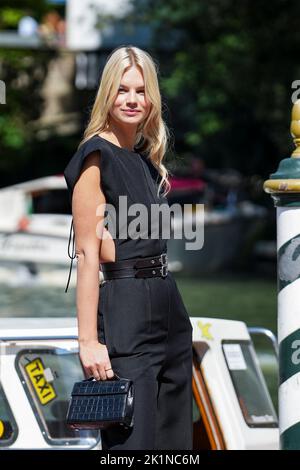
xmin=100 ymin=253 xmax=168 ymax=280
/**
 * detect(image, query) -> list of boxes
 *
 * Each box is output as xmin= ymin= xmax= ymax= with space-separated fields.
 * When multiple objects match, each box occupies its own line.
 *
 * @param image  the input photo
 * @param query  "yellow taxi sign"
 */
xmin=25 ymin=358 xmax=56 ymax=405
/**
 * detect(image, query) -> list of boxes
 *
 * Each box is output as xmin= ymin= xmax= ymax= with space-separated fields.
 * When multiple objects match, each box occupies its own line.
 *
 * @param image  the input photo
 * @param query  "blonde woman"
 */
xmin=64 ymin=45 xmax=193 ymax=450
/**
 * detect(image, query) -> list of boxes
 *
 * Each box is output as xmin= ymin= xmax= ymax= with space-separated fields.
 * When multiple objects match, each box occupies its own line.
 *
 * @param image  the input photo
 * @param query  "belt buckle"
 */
xmin=160 ymin=264 xmax=168 ymax=277
xmin=159 ymin=253 xmax=168 ymax=277
xmin=159 ymin=253 xmax=167 ymax=266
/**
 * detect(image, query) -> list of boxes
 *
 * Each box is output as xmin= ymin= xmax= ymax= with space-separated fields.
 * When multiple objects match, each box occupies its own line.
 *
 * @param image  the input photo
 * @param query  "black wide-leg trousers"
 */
xmin=97 ymin=271 xmax=193 ymax=450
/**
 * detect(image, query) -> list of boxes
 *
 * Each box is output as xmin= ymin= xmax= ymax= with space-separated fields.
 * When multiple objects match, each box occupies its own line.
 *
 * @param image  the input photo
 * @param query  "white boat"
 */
xmin=0 ymin=175 xmax=71 ymax=256
xmin=0 ymin=175 xmax=75 ymax=287
xmin=167 ymin=184 xmax=267 ymax=275
xmin=0 ymin=316 xmax=279 ymax=450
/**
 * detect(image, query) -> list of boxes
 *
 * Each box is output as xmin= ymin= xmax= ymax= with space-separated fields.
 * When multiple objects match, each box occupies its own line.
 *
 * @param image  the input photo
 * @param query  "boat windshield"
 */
xmin=222 ymin=340 xmax=278 ymax=427
xmin=16 ymin=346 xmax=100 ymax=448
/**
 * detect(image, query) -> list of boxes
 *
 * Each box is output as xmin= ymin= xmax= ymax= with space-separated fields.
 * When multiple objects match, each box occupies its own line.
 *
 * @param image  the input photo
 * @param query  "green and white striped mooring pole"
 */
xmin=264 ymin=99 xmax=300 ymax=450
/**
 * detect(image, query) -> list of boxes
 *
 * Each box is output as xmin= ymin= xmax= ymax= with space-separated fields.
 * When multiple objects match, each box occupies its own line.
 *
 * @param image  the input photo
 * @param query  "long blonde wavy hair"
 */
xmin=78 ymin=45 xmax=171 ymax=198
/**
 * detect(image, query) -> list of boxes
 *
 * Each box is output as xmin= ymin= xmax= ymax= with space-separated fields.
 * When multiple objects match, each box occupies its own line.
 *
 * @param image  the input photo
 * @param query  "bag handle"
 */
xmin=83 ymin=372 xmax=122 ymax=382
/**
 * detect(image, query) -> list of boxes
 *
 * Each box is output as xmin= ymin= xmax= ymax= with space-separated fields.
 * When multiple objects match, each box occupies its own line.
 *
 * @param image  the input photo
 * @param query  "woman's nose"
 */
xmin=127 ymin=90 xmax=137 ymax=103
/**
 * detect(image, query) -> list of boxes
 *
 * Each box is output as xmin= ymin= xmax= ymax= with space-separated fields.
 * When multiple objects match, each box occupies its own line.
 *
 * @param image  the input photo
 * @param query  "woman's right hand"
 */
xmin=79 ymin=339 xmax=114 ymax=380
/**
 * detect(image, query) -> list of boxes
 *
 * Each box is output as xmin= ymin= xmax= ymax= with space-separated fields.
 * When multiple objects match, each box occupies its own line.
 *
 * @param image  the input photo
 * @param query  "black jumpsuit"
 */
xmin=63 ymin=134 xmax=193 ymax=450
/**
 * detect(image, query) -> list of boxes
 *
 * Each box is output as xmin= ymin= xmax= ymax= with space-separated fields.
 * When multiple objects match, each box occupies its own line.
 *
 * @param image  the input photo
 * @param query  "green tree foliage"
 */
xmin=0 ymin=48 xmax=50 ymax=175
xmin=133 ymin=0 xmax=300 ymax=176
xmin=0 ymin=1 xmax=59 ymax=184
xmin=0 ymin=1 xmax=48 ymax=29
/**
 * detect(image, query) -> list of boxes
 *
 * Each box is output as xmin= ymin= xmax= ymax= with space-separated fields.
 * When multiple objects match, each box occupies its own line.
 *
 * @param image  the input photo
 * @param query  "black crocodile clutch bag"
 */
xmin=66 ymin=373 xmax=134 ymax=430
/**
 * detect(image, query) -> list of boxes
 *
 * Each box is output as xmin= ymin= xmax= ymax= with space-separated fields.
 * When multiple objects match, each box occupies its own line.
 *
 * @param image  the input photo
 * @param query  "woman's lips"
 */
xmin=122 ymin=110 xmax=140 ymax=115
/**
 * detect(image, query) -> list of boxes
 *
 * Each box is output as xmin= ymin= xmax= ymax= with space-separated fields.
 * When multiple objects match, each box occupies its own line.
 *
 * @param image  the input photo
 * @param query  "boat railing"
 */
xmin=248 ymin=327 xmax=279 ymax=360
xmin=0 ymin=335 xmax=78 ymax=342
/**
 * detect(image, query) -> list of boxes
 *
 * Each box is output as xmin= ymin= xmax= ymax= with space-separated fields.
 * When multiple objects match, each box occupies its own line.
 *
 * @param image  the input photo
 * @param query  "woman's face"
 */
xmin=110 ymin=65 xmax=151 ymax=128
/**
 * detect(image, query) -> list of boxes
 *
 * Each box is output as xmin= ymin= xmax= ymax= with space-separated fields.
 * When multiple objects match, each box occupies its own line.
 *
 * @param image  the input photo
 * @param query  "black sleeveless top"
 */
xmin=63 ymin=134 xmax=169 ymax=291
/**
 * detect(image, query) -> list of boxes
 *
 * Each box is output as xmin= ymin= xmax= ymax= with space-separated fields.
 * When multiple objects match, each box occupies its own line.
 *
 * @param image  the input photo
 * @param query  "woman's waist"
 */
xmin=100 ymin=252 xmax=168 ymax=280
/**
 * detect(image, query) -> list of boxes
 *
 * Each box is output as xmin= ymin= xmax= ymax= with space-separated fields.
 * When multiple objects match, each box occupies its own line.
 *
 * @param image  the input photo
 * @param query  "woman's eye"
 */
xmin=118 ymin=88 xmax=144 ymax=94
